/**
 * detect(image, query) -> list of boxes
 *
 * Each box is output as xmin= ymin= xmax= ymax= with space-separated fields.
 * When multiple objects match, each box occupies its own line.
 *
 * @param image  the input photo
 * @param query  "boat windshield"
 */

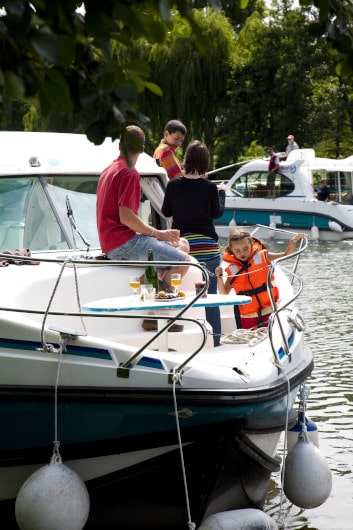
xmin=0 ymin=175 xmax=100 ymax=251
xmin=0 ymin=174 xmax=161 ymax=252
xmin=232 ymin=171 xmax=295 ymax=198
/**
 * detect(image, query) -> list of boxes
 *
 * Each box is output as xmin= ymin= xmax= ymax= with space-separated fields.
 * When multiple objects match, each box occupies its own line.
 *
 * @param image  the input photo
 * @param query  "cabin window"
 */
xmin=231 ymin=171 xmax=294 ymax=198
xmin=0 ymin=178 xmax=32 ymax=251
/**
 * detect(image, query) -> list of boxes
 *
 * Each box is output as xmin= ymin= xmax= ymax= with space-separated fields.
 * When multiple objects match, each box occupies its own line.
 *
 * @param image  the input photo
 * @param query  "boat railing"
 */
xmin=264 ymin=227 xmax=308 ymax=369
xmin=0 ymin=230 xmax=308 ymax=375
xmin=0 ymin=254 xmax=212 ymax=374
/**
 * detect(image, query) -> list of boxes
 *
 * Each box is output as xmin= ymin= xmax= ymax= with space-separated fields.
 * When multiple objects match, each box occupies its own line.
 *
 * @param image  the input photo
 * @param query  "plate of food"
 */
xmin=155 ymin=290 xmax=186 ymax=301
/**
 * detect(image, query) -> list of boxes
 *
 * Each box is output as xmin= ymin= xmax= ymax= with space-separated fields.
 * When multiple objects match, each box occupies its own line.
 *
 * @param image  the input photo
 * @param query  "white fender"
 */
xmin=284 ymin=434 xmax=332 ymax=508
xmin=199 ymin=508 xmax=277 ymax=529
xmin=15 ymin=459 xmax=90 ymax=530
xmin=311 ymin=224 xmax=319 ymax=240
xmin=328 ymin=220 xmax=343 ymax=233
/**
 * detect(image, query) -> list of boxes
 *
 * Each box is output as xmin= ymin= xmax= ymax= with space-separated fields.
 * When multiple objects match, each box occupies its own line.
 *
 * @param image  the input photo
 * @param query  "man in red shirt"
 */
xmin=96 ymin=125 xmax=190 ymax=285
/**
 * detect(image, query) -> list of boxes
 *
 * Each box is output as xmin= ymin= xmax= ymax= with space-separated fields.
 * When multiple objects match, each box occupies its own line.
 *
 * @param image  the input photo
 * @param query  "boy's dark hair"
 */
xmin=164 ymin=119 xmax=187 ymax=136
xmin=120 ymin=125 xmax=145 ymax=156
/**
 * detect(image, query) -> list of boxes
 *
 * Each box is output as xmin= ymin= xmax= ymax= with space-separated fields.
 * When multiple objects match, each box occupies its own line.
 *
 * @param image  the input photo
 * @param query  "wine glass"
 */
xmin=170 ymin=273 xmax=182 ymax=294
xmin=129 ymin=276 xmax=141 ymax=298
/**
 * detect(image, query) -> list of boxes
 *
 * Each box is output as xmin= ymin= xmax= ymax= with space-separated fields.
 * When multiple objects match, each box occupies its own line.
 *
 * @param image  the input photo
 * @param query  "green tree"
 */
xmin=133 ymin=9 xmax=236 ymax=160
xmin=0 ymin=0 xmax=208 ymax=143
xmin=214 ymin=2 xmax=343 ymax=164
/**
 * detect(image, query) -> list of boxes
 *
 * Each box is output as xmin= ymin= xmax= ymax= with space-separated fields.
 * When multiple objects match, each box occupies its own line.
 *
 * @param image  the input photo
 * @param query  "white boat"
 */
xmin=215 ymin=148 xmax=353 ymax=241
xmin=0 ymin=132 xmax=314 ymax=529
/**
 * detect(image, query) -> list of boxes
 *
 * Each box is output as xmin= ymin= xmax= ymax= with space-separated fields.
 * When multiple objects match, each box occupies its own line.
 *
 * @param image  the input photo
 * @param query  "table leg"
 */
xmin=157 ymin=318 xmax=169 ymax=351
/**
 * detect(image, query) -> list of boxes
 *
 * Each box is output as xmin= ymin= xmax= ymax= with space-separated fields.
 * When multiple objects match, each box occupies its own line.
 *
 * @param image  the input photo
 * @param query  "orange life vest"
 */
xmin=224 ymin=242 xmax=279 ymax=317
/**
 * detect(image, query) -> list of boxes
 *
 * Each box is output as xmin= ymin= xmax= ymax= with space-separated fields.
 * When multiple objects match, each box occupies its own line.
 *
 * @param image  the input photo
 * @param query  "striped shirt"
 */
xmin=183 ymin=233 xmax=220 ymax=261
xmin=153 ymin=141 xmax=182 ymax=179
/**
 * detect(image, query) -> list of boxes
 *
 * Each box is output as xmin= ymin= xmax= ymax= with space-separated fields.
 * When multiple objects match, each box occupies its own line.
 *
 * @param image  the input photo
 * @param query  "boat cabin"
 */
xmin=0 ymin=132 xmax=169 ymax=252
xmin=226 ymin=148 xmax=353 ymax=204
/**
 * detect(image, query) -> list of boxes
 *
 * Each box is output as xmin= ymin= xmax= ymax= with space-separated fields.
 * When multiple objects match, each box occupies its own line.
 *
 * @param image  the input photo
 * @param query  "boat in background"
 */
xmin=0 ymin=132 xmax=315 ymax=529
xmin=215 ymin=148 xmax=353 ymax=241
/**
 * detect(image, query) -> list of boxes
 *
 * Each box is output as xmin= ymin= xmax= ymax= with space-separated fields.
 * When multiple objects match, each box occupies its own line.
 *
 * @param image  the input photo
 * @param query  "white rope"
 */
xmin=172 ymin=368 xmax=196 ymax=530
xmin=274 ymin=363 xmax=291 ymax=529
xmin=40 ymin=258 xmax=86 ymax=351
xmin=51 ymin=336 xmax=65 ymax=464
xmin=220 ymin=327 xmax=268 ymax=346
xmin=211 ymin=263 xmax=271 ymax=279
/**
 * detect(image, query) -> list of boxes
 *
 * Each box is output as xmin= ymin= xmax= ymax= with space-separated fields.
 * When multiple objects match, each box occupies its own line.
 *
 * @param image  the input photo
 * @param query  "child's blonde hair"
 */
xmin=226 ymin=229 xmax=267 ymax=255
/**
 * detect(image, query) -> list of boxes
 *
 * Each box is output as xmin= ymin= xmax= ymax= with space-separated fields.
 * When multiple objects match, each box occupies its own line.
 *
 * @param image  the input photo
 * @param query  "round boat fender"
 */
xmin=310 ymin=224 xmax=319 ymax=240
xmin=15 ymin=456 xmax=90 ymax=530
xmin=268 ymin=221 xmax=276 ymax=239
xmin=199 ymin=508 xmax=277 ymax=529
xmin=284 ymin=432 xmax=332 ymax=509
xmin=328 ymin=220 xmax=343 ymax=233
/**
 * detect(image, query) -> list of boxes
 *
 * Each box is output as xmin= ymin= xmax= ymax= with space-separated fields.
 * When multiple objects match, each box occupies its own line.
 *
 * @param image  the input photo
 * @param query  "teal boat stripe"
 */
xmin=0 ymin=337 xmax=112 ymax=361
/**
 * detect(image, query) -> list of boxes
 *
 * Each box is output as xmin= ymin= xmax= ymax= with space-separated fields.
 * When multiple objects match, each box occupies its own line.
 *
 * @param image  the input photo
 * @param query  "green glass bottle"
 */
xmin=144 ymin=249 xmax=158 ymax=290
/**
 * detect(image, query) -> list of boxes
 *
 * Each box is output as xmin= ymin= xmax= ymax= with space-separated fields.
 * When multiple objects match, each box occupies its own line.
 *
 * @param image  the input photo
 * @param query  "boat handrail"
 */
xmin=0 ymin=233 xmax=308 ymax=374
xmin=0 ymin=255 xmax=210 ymax=374
xmin=265 ymin=229 xmax=308 ymax=368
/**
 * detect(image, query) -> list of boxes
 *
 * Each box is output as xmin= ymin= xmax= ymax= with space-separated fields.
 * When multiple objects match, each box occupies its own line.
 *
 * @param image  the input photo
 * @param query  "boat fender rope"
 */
xmin=220 ymin=327 xmax=268 ymax=346
xmin=273 ymin=362 xmax=291 ymax=529
xmin=51 ymin=339 xmax=65 ymax=463
xmin=172 ymin=368 xmax=196 ymax=530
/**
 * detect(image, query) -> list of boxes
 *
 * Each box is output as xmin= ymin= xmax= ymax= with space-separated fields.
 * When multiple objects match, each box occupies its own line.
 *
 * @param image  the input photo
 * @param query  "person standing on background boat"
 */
xmin=282 ymin=134 xmax=299 ymax=160
xmin=96 ymin=124 xmax=191 ymax=293
xmin=215 ymin=230 xmax=306 ymax=330
xmin=316 ymin=179 xmax=330 ymax=202
xmin=162 ymin=140 xmax=226 ymax=346
xmin=266 ymin=147 xmax=280 ymax=198
xmin=153 ymin=119 xmax=187 ymax=179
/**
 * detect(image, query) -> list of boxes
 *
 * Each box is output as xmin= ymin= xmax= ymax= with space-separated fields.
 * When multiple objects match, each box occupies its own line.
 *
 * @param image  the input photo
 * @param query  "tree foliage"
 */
xmin=214 ymin=1 xmax=353 ymax=163
xmin=131 ymin=9 xmax=236 ymax=160
xmin=1 ymin=0 xmax=353 ymax=157
xmin=0 ymin=0 xmax=209 ymax=143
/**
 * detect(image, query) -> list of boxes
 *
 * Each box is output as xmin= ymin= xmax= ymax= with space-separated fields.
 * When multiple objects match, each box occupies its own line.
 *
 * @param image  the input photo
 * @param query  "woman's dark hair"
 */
xmin=182 ymin=140 xmax=210 ymax=175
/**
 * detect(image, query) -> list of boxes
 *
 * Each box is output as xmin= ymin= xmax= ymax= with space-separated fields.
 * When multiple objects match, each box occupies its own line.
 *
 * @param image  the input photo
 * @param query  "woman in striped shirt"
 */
xmin=162 ymin=140 xmax=226 ymax=346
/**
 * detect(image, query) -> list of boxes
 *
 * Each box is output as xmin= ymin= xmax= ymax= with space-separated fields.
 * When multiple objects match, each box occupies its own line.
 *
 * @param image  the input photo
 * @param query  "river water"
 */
xmin=241 ymin=238 xmax=353 ymax=530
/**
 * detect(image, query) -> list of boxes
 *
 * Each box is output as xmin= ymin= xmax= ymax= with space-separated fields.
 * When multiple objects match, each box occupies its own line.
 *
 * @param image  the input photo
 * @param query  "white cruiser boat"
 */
xmin=215 ymin=148 xmax=353 ymax=241
xmin=0 ymin=132 xmax=314 ymax=529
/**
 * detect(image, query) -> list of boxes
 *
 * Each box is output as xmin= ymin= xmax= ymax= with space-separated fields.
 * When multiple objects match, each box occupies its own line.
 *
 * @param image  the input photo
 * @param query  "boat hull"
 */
xmin=216 ymin=199 xmax=353 ymax=240
xmin=1 ymin=375 xmax=312 ymax=466
xmin=0 ymin=428 xmax=283 ymax=529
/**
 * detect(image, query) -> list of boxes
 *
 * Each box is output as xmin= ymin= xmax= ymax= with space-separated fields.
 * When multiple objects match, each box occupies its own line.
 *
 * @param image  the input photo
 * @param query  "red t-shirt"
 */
xmin=96 ymin=156 xmax=140 ymax=253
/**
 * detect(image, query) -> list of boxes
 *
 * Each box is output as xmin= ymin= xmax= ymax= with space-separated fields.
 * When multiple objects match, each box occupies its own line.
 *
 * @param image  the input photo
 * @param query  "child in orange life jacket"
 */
xmin=215 ymin=230 xmax=306 ymax=329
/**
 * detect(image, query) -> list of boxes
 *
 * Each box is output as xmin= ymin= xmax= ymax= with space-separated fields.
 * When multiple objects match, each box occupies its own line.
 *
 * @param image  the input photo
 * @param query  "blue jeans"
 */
xmin=202 ymin=255 xmax=221 ymax=347
xmin=107 ymin=234 xmax=187 ymax=265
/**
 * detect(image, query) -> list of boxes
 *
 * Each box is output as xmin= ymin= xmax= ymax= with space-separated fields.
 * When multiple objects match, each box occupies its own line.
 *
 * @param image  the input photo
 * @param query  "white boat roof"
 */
xmin=286 ymin=148 xmax=353 ymax=173
xmin=0 ymin=131 xmax=167 ymax=177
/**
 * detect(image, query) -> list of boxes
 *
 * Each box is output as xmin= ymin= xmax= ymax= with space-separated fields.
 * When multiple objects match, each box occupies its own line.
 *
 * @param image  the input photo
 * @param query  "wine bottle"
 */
xmin=144 ymin=249 xmax=158 ymax=290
